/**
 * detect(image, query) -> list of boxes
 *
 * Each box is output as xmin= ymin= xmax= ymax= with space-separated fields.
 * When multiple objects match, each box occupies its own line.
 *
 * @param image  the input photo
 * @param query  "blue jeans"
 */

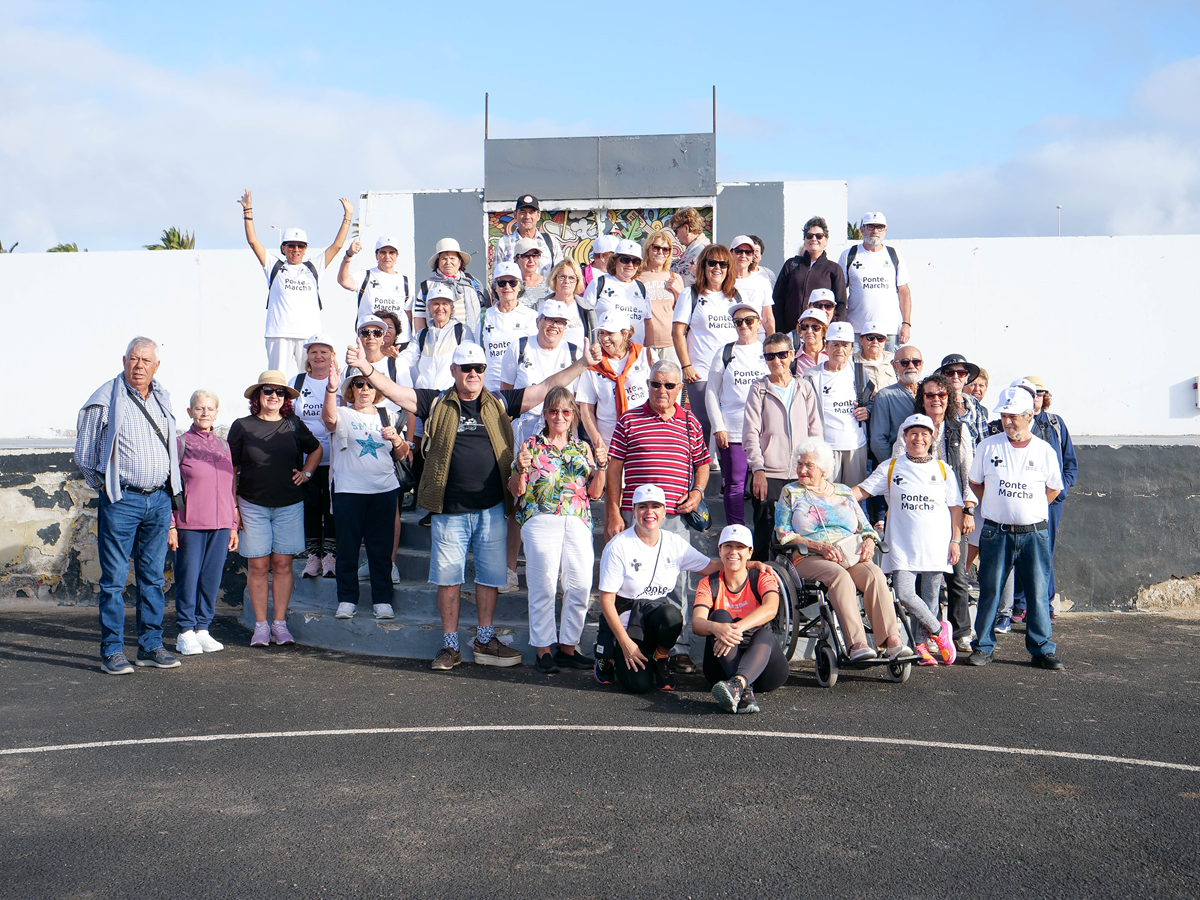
xmin=974 ymin=523 xmax=1055 ymax=658
xmin=1013 ymin=499 xmax=1064 ymax=611
xmin=430 ymin=503 xmax=507 ymax=587
xmin=174 ymin=528 xmax=230 ymax=631
xmin=97 ymin=488 xmax=172 ymax=656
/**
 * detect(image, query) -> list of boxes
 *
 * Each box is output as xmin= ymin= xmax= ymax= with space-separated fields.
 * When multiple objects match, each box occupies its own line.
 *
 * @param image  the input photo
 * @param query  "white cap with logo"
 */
xmin=799 ymin=308 xmax=829 ymax=327
xmin=426 ymin=282 xmax=455 ymax=303
xmin=901 ymin=413 xmax=936 ymax=434
xmin=592 ymin=234 xmax=620 ymax=256
xmin=631 ymin=484 xmax=666 ymax=505
xmin=994 ymin=387 xmax=1034 ymax=415
xmin=493 ymin=261 xmax=522 ymax=282
xmin=614 ymin=239 xmax=643 ymax=260
xmin=729 ymin=234 xmax=755 ymax=251
xmin=281 ymin=228 xmax=308 ymax=246
xmin=451 ymin=343 xmax=487 ymax=367
xmin=597 ymin=310 xmax=631 ymax=333
xmin=861 ymin=320 xmax=887 ymax=338
xmin=357 ymin=315 xmax=388 ymax=335
xmin=826 ymin=322 xmax=855 ymax=343
xmin=375 ymin=235 xmax=399 ymax=252
xmin=303 ymin=332 xmax=335 ymax=350
xmin=538 ymin=299 xmax=572 ymax=320
xmin=860 ymin=212 xmax=887 ymax=227
xmin=808 ymin=288 xmax=836 ymax=307
xmin=718 ymin=524 xmax=754 ymax=548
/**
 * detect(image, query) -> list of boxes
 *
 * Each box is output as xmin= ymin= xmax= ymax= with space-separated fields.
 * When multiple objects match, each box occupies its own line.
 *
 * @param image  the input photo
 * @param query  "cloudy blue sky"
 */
xmin=3 ymin=0 xmax=1199 ymax=252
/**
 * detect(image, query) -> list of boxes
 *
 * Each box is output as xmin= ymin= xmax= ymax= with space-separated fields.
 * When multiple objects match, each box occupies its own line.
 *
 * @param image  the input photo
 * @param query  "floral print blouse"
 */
xmin=512 ymin=433 xmax=596 ymax=527
xmin=774 ymin=481 xmax=879 ymax=547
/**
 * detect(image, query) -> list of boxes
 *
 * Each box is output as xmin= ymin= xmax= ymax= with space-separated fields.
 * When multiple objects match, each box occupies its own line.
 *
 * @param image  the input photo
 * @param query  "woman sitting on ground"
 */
xmin=692 ymin=524 xmax=788 ymax=714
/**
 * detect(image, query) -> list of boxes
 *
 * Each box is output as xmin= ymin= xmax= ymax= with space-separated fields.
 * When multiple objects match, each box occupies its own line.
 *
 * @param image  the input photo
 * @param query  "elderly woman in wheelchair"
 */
xmin=773 ymin=437 xmax=911 ymax=664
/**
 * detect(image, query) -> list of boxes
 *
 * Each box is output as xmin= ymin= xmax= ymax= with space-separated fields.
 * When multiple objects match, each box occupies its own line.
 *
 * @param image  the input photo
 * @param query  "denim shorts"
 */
xmin=238 ymin=500 xmax=305 ymax=558
xmin=429 ymin=502 xmax=507 ymax=587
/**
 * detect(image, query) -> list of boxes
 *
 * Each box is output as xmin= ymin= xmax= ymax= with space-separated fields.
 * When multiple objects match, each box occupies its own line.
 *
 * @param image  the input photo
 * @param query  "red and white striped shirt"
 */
xmin=609 ymin=402 xmax=711 ymax=513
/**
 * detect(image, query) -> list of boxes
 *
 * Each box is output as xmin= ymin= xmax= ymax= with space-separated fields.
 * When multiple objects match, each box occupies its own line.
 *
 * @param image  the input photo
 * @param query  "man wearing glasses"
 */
xmin=838 ymin=212 xmax=912 ymax=347
xmin=493 ymin=194 xmax=560 ymax=279
xmin=868 ymin=345 xmax=925 ymax=476
xmin=605 ymin=359 xmax=712 ymax=674
xmin=772 ymin=216 xmax=847 ymax=334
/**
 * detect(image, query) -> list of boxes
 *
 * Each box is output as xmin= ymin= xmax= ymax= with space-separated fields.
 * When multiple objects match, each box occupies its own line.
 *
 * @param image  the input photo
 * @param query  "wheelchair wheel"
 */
xmin=885 ymin=660 xmax=912 ymax=683
xmin=814 ymin=642 xmax=838 ymax=688
xmin=766 ymin=560 xmax=798 ymax=659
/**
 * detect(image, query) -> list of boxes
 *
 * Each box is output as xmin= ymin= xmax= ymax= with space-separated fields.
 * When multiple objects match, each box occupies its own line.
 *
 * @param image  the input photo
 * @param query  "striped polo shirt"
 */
xmin=608 ymin=402 xmax=711 ymax=513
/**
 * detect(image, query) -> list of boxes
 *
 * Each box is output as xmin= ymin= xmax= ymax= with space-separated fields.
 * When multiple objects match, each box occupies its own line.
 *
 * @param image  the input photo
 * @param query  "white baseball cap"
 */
xmin=426 ymin=282 xmax=455 ymax=304
xmin=451 ymin=343 xmax=487 ymax=367
xmin=861 ymin=320 xmax=888 ymax=338
xmin=901 ymin=413 xmax=936 ymax=434
xmin=860 ymin=212 xmax=887 ymax=227
xmin=994 ymin=387 xmax=1034 ymax=415
xmin=729 ymin=235 xmax=755 ymax=251
xmin=375 ymin=235 xmax=399 ymax=252
xmin=807 ymin=288 xmax=836 ymax=307
xmin=303 ymin=332 xmax=335 ymax=350
xmin=592 ymin=234 xmax=620 ymax=256
xmin=357 ymin=315 xmax=389 ymax=335
xmin=826 ymin=322 xmax=855 ymax=344
xmin=1009 ymin=377 xmax=1038 ymax=397
xmin=281 ymin=228 xmax=308 ymax=246
xmin=493 ymin=261 xmax=522 ymax=282
xmin=597 ymin=310 xmax=631 ymax=333
xmin=631 ymin=484 xmax=666 ymax=506
xmin=798 ymin=308 xmax=829 ymax=327
xmin=728 ymin=300 xmax=761 ymax=319
xmin=614 ymin=239 xmax=642 ymax=260
xmin=538 ymin=299 xmax=571 ymax=321
xmin=513 ymin=237 xmax=542 ymax=257
xmin=718 ymin=524 xmax=753 ymax=548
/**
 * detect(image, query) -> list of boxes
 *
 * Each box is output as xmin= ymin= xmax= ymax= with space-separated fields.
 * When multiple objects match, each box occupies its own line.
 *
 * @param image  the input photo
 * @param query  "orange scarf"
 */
xmin=589 ymin=343 xmax=643 ymax=418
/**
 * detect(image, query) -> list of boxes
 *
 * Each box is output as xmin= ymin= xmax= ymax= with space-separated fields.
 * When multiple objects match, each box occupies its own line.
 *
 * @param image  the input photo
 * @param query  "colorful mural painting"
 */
xmin=486 ymin=207 xmax=714 ymax=272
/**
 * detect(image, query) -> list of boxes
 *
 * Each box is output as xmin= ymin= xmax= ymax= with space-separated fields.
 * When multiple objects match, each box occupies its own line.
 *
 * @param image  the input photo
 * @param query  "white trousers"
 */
xmin=521 ymin=513 xmax=594 ymax=649
xmin=266 ymin=338 xmax=307 ymax=379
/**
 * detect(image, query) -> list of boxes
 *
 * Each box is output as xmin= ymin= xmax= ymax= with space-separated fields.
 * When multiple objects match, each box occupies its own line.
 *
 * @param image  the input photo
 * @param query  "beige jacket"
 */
xmin=742 ymin=375 xmax=823 ymax=480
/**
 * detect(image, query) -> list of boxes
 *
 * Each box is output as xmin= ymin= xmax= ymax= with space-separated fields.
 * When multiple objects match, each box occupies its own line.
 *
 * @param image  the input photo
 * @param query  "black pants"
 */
xmin=925 ymin=537 xmax=971 ymax=639
xmin=598 ymin=605 xmax=683 ymax=695
xmin=701 ymin=609 xmax=790 ymax=692
xmin=303 ymin=465 xmax=335 ymax=555
xmin=332 ymin=489 xmax=398 ymax=608
xmin=751 ymin=476 xmax=789 ymax=562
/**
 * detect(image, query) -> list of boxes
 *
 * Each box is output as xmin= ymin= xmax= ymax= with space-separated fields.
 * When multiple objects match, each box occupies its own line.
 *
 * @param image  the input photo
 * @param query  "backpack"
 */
xmin=517 ymin=336 xmax=579 ymax=370
xmin=358 ymin=270 xmax=410 ymax=337
xmin=417 ymin=322 xmax=465 ymax=355
xmin=593 ymin=275 xmax=648 ymax=309
xmin=887 ymin=456 xmax=947 ymax=486
xmin=843 ymin=244 xmax=900 ymax=297
xmin=266 ymin=259 xmax=322 ymax=309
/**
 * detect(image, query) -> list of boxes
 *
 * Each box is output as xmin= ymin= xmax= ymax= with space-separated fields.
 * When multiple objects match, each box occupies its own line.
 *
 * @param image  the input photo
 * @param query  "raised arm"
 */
xmin=321 ymin=363 xmax=342 ymax=431
xmin=518 ymin=343 xmax=602 ymax=414
xmin=323 ymin=198 xmax=354 ymax=269
xmin=346 ymin=340 xmax=419 ymax=414
xmin=239 ymin=189 xmax=266 ymax=267
xmin=337 ymin=239 xmax=363 ymax=291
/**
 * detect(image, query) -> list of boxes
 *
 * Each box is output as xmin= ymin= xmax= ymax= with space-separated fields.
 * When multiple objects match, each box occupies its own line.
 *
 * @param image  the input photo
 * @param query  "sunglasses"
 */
xmin=896 ymin=359 xmax=923 ymax=368
xmin=260 ymin=386 xmax=287 ymax=397
xmin=458 ymin=364 xmax=487 ymax=374
xmin=732 ymin=248 xmax=754 ymax=255
xmin=1035 ymin=389 xmax=1047 ymax=395
xmin=862 ymin=334 xmax=887 ymax=342
xmin=649 ymin=380 xmax=679 ymax=390
xmin=359 ymin=328 xmax=384 ymax=338
xmin=649 ymin=245 xmax=671 ymax=253
xmin=925 ymin=392 xmax=949 ymax=400
xmin=733 ymin=316 xmax=759 ymax=327
xmin=350 ymin=379 xmax=371 ymax=390
xmin=810 ymin=302 xmax=836 ymax=311
xmin=944 ymin=368 xmax=970 ymax=378
xmin=804 ymin=232 xmax=826 ymax=240
xmin=704 ymin=260 xmax=729 ymax=269
xmin=545 ymin=408 xmax=573 ymax=417
xmin=798 ymin=323 xmax=824 ymax=332
xmin=616 ymin=255 xmax=640 ymax=265
xmin=764 ymin=350 xmax=792 ymax=361
xmin=517 ymin=251 xmax=542 ymax=259
xmin=496 ymin=279 xmax=519 ymax=288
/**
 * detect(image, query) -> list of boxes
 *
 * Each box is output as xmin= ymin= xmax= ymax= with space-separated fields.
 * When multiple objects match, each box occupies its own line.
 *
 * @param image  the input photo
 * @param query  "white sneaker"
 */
xmin=357 ymin=561 xmax=370 ymax=581
xmin=374 ymin=603 xmax=395 ymax=619
xmin=497 ymin=569 xmax=520 ymax=594
xmin=175 ymin=631 xmax=203 ymax=655
xmin=194 ymin=630 xmax=224 ymax=652
xmin=955 ymin=636 xmax=974 ymax=654
xmin=391 ymin=564 xmax=400 ymax=585
xmin=335 ymin=602 xmax=357 ymax=619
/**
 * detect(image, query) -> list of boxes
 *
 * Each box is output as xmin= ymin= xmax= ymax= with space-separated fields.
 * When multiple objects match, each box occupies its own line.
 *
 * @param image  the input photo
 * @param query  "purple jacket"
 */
xmin=172 ymin=426 xmax=238 ymax=531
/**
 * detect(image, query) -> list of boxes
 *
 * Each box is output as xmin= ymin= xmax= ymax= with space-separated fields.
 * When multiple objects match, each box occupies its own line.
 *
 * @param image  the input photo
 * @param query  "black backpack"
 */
xmin=267 ymin=259 xmax=321 ymax=309
xmin=417 ymin=322 xmax=465 ymax=354
xmin=843 ymin=244 xmax=901 ymax=297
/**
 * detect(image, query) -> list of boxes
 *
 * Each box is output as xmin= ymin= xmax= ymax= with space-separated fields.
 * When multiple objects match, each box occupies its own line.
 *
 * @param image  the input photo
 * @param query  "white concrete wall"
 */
xmin=783 ymin=180 xmax=850 ymax=262
xmin=2 ymin=233 xmax=1198 ymax=438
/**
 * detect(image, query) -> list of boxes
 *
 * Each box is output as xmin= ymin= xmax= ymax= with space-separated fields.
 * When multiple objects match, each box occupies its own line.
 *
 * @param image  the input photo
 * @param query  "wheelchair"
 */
xmin=765 ymin=540 xmax=917 ymax=688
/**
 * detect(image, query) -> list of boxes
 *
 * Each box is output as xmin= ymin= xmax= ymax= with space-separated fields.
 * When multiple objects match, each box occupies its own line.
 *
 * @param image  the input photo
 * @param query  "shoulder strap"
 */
xmin=518 ymin=336 xmax=529 ymax=367
xmin=706 ymin=572 xmax=719 ymax=605
xmin=887 ymin=246 xmax=900 ymax=284
xmin=454 ymin=322 xmax=464 ymax=344
xmin=845 ymin=244 xmax=858 ymax=271
xmin=722 ymin=342 xmax=735 ymax=368
xmin=635 ymin=280 xmax=647 ymax=299
xmin=292 ymin=372 xmax=306 ymax=391
xmin=888 ymin=457 xmax=896 ymax=485
xmin=418 ymin=327 xmax=429 ymax=354
xmin=1047 ymin=413 xmax=1063 ymax=446
xmin=595 ymin=275 xmax=606 ymax=300
xmin=266 ymin=259 xmax=285 ymax=307
xmin=303 ymin=261 xmax=322 ymax=309
xmin=378 ymin=407 xmax=390 ymax=428
xmin=938 ymin=461 xmax=947 ymax=480
xmin=749 ymin=572 xmax=762 ymax=605
xmin=357 ymin=271 xmax=371 ymax=303
xmin=567 ymin=342 xmax=579 ymax=363
xmin=178 ymin=432 xmax=186 ymax=457
xmin=388 ymin=357 xmax=397 ymax=380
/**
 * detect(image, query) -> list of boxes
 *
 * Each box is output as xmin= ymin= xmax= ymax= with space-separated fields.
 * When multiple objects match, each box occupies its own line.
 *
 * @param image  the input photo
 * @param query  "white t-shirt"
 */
xmin=968 ymin=433 xmax=1063 ymax=526
xmin=859 ymin=455 xmax=962 ymax=573
xmin=263 ymin=249 xmax=327 ymax=339
xmin=672 ymin=288 xmax=738 ymax=378
xmin=478 ymin=304 xmax=539 ymax=390
xmin=597 ymin=527 xmax=711 ymax=624
xmin=293 ymin=372 xmax=334 ymax=462
xmin=805 ymin=364 xmax=866 ymax=451
xmin=329 ymin=407 xmax=400 ymax=495
xmin=837 ymin=243 xmax=910 ymax=336
xmin=585 ymin=276 xmax=651 ymax=344
xmin=706 ymin=343 xmax=769 ymax=442
xmin=355 ymin=267 xmax=409 ymax=321
xmin=576 ymin=347 xmax=653 ymax=445
xmin=501 ymin=336 xmax=581 ymax=443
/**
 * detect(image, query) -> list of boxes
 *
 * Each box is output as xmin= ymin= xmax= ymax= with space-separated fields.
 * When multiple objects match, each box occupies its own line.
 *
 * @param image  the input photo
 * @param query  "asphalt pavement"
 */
xmin=2 ymin=607 xmax=1199 ymax=899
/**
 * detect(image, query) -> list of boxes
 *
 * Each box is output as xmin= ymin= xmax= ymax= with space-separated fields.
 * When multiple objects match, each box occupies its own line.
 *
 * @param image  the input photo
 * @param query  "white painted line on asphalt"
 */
xmin=2 ymin=724 xmax=1198 ymax=772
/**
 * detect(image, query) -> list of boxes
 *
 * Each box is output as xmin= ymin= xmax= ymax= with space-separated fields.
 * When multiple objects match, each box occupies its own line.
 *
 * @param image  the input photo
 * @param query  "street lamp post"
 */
xmin=1057 ymin=205 xmax=1062 ymax=237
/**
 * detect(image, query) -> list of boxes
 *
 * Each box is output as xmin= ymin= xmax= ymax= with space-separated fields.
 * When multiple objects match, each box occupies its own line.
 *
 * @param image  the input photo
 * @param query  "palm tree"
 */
xmin=145 ymin=227 xmax=196 ymax=250
xmin=0 ymin=240 xmax=17 ymax=253
xmin=48 ymin=242 xmax=79 ymax=252
xmin=847 ymin=222 xmax=862 ymax=241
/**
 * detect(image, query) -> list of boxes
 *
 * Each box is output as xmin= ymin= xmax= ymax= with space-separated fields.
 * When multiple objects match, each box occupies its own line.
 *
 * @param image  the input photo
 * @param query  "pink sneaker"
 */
xmin=321 ymin=553 xmax=336 ymax=578
xmin=301 ymin=554 xmax=322 ymax=578
xmin=931 ymin=620 xmax=957 ymax=665
xmin=270 ymin=620 xmax=295 ymax=645
xmin=915 ymin=643 xmax=938 ymax=666
xmin=250 ymin=621 xmax=270 ymax=647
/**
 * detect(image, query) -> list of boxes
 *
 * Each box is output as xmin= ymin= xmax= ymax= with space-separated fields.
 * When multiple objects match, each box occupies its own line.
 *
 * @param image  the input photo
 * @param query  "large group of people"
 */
xmin=74 ymin=195 xmax=1078 ymax=713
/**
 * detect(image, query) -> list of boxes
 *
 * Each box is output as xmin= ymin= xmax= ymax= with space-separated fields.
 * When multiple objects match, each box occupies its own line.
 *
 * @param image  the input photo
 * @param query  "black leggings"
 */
xmin=701 ymin=609 xmax=790 ymax=692
xmin=598 ymin=605 xmax=683 ymax=695
xmin=303 ymin=466 xmax=335 ymax=555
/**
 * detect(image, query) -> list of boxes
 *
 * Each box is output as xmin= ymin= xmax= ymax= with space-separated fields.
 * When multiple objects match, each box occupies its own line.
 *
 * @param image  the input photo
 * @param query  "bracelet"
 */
xmin=363 ymin=365 xmax=374 ymax=378
xmin=902 ymin=321 xmax=911 ymax=326
xmin=326 ymin=386 xmax=337 ymax=393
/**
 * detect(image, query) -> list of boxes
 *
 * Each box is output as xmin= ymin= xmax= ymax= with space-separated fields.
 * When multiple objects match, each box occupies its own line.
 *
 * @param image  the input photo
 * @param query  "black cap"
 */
xmin=936 ymin=353 xmax=980 ymax=383
xmin=516 ymin=194 xmax=540 ymax=211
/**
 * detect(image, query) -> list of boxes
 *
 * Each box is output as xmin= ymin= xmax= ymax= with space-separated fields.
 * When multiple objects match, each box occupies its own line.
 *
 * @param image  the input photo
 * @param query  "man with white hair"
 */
xmin=966 ymin=387 xmax=1064 ymax=670
xmin=838 ymin=212 xmax=912 ymax=346
xmin=868 ymin=345 xmax=925 ymax=480
xmin=238 ymin=188 xmax=354 ymax=376
xmin=606 ymin=357 xmax=711 ymax=673
xmin=75 ymin=337 xmax=184 ymax=675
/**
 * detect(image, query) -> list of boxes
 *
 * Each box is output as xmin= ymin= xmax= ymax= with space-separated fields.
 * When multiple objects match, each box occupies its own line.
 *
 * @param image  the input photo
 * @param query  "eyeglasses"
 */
xmin=862 ymin=223 xmax=886 ymax=231
xmin=704 ymin=260 xmax=729 ymax=269
xmin=798 ymin=323 xmax=823 ymax=333
xmin=359 ymin=328 xmax=384 ymax=338
xmin=810 ymin=302 xmax=836 ymax=311
xmin=556 ymin=273 xmax=577 ymax=281
xmin=804 ymin=232 xmax=826 ymax=240
xmin=763 ymin=350 xmax=792 ymax=361
xmin=545 ymin=408 xmax=572 ymax=417
xmin=541 ymin=319 xmax=567 ymax=328
xmin=517 ymin=251 xmax=542 ymax=259
xmin=925 ymin=392 xmax=949 ymax=400
xmin=733 ymin=316 xmax=759 ymax=327
xmin=458 ymin=364 xmax=487 ymax=374
xmin=282 ymin=242 xmax=306 ymax=250
xmin=260 ymin=386 xmax=287 ymax=396
xmin=495 ymin=279 xmax=519 ymax=289
xmin=377 ymin=249 xmax=398 ymax=256
xmin=896 ymin=359 xmax=923 ymax=368
xmin=862 ymin=334 xmax=887 ymax=342
xmin=616 ymin=255 xmax=640 ymax=265
xmin=944 ymin=368 xmax=970 ymax=378
xmin=732 ymin=248 xmax=754 ymax=255
xmin=350 ymin=380 xmax=370 ymax=390
xmin=649 ymin=380 xmax=679 ymax=390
